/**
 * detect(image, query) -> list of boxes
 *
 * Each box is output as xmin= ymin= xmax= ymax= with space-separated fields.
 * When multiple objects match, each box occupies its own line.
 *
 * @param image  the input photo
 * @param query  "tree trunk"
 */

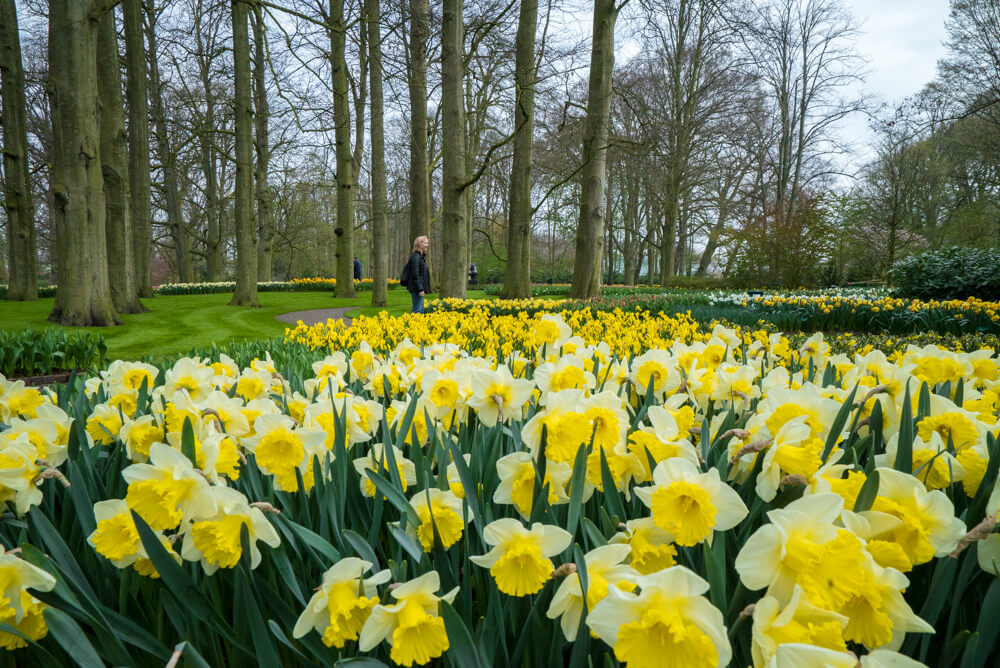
xmin=0 ymin=0 xmax=37 ymax=301
xmin=97 ymin=5 xmax=145 ymax=314
xmin=200 ymin=97 xmax=222 ymax=280
xmin=368 ymin=0 xmax=388 ymax=307
xmin=252 ymin=6 xmax=274 ymax=281
xmin=568 ymin=0 xmax=618 ymax=299
xmin=145 ymin=1 xmax=192 ymax=283
xmin=229 ymin=0 xmax=259 ymax=306
xmin=47 ymin=0 xmax=119 ymax=326
xmin=192 ymin=0 xmax=222 ymax=281
xmin=329 ymin=0 xmax=356 ymax=298
xmin=502 ymin=0 xmax=537 ymax=299
xmin=407 ymin=0 xmax=431 ymax=244
xmin=440 ymin=0 xmax=468 ymax=298
xmin=123 ymin=0 xmax=152 ymax=297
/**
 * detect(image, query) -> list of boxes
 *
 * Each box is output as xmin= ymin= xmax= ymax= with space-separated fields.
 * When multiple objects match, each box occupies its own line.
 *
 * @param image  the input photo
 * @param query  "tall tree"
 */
xmin=0 ymin=0 xmax=37 ymax=301
xmin=48 ymin=0 xmax=119 ymax=326
xmin=229 ymin=0 xmax=259 ymax=306
xmin=368 ymin=0 xmax=388 ymax=307
xmin=97 ymin=4 xmax=145 ymax=314
xmin=441 ymin=0 xmax=468 ymax=298
xmin=146 ymin=0 xmax=193 ymax=283
xmin=193 ymin=0 xmax=224 ymax=281
xmin=743 ymin=0 xmax=862 ymax=255
xmin=123 ymin=0 xmax=153 ymax=297
xmin=252 ymin=4 xmax=274 ymax=281
xmin=642 ymin=0 xmax=735 ymax=280
xmin=569 ymin=0 xmax=625 ymax=298
xmin=407 ymin=0 xmax=431 ymax=244
xmin=329 ymin=0 xmax=356 ymax=298
xmin=502 ymin=0 xmax=538 ymax=298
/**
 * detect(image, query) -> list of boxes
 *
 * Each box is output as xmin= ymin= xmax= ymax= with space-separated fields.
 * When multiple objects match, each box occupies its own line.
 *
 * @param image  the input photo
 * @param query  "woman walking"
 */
xmin=403 ymin=235 xmax=431 ymax=313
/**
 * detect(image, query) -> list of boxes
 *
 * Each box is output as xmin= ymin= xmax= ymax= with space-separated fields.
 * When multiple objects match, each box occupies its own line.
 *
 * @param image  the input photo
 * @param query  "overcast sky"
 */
xmin=838 ymin=0 xmax=951 ymax=173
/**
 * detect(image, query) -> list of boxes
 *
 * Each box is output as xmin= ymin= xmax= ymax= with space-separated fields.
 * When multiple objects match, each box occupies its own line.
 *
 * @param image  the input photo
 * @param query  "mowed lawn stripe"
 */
xmin=0 ymin=289 xmax=490 ymax=360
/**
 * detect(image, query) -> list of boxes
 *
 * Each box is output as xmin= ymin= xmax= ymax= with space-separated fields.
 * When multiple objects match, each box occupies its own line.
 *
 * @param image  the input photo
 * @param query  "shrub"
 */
xmin=0 ymin=328 xmax=107 ymax=377
xmin=894 ymin=246 xmax=1000 ymax=300
xmin=153 ymin=278 xmax=401 ymax=295
xmin=0 ymin=284 xmax=58 ymax=299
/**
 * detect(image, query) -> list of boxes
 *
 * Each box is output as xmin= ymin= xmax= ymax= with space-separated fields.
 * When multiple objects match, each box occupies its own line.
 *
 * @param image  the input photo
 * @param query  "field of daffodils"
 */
xmin=1 ymin=308 xmax=998 ymax=667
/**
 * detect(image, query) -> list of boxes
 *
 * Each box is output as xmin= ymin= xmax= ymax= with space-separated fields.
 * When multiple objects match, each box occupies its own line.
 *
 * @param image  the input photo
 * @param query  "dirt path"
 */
xmin=275 ymin=306 xmax=354 ymax=327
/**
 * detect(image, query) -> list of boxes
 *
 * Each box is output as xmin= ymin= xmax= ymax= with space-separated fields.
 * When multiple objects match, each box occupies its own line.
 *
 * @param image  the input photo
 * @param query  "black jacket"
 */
xmin=406 ymin=251 xmax=431 ymax=294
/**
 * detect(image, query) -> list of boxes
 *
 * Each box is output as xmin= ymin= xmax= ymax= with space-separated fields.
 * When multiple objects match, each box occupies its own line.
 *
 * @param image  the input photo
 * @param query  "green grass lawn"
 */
xmin=0 ymin=289 xmax=490 ymax=360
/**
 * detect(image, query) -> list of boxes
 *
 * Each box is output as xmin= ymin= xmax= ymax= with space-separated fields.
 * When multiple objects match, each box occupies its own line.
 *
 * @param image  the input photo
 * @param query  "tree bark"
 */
xmin=329 ymin=0 xmax=356 ymax=298
xmin=502 ymin=0 xmax=538 ymax=299
xmin=229 ymin=0 xmax=259 ymax=306
xmin=440 ymin=0 xmax=468 ymax=298
xmin=145 ymin=0 xmax=192 ymax=283
xmin=368 ymin=0 xmax=388 ymax=307
xmin=252 ymin=5 xmax=274 ymax=281
xmin=123 ymin=0 xmax=152 ymax=297
xmin=198 ymin=82 xmax=222 ymax=279
xmin=0 ymin=0 xmax=36 ymax=301
xmin=568 ymin=0 xmax=619 ymax=299
xmin=407 ymin=0 xmax=431 ymax=244
xmin=47 ymin=0 xmax=119 ymax=326
xmin=97 ymin=4 xmax=145 ymax=314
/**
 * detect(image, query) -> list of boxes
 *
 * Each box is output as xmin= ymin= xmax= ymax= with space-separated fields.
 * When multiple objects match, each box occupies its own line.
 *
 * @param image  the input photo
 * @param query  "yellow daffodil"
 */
xmin=534 ymin=355 xmax=597 ymax=395
xmin=0 ymin=435 xmax=43 ymax=514
xmin=158 ymin=357 xmax=214 ymax=401
xmin=629 ymin=349 xmax=681 ymax=400
xmin=122 ymin=442 xmax=216 ymax=531
xmin=635 ymin=458 xmax=748 ymax=547
xmin=866 ymin=468 xmax=965 ymax=569
xmin=521 ymin=389 xmax=593 ymax=463
xmin=754 ymin=415 xmax=824 ymax=502
xmin=0 ymin=380 xmax=45 ymax=420
xmin=466 ymin=366 xmax=534 ymax=427
xmin=735 ymin=493 xmax=869 ymax=610
xmin=89 ymin=498 xmax=143 ymax=565
xmin=751 ymin=585 xmax=848 ymax=667
xmin=470 ymin=518 xmax=572 ymax=596
xmin=358 ymin=570 xmax=458 ymax=666
xmin=547 ymin=544 xmax=638 ymax=640
xmin=293 ymin=557 xmax=391 ymax=648
xmin=407 ymin=488 xmax=469 ymax=552
xmin=242 ymin=414 xmax=326 ymax=492
xmin=119 ymin=414 xmax=165 ymax=462
xmin=85 ymin=402 xmax=125 ymax=446
xmin=838 ymin=558 xmax=933 ymax=649
xmin=353 ymin=444 xmax=417 ymax=497
xmin=977 ymin=483 xmax=1000 ymax=575
xmin=3 ymin=416 xmax=63 ymax=466
xmin=587 ymin=566 xmax=731 ymax=668
xmin=180 ymin=487 xmax=280 ymax=573
xmin=493 ymin=451 xmax=572 ymax=517
xmin=609 ymin=517 xmax=678 ymax=575
xmin=0 ymin=545 xmax=56 ymax=649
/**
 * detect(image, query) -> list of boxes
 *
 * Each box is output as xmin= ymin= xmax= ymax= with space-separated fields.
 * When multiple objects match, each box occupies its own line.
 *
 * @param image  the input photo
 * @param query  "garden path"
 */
xmin=275 ymin=306 xmax=353 ymax=327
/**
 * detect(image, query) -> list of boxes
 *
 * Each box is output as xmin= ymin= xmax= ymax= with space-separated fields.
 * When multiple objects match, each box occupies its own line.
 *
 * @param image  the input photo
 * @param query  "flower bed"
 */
xmin=436 ymin=288 xmax=1000 ymax=337
xmin=0 ymin=328 xmax=107 ymax=377
xmin=1 ymin=311 xmax=998 ymax=665
xmin=154 ymin=277 xmax=401 ymax=295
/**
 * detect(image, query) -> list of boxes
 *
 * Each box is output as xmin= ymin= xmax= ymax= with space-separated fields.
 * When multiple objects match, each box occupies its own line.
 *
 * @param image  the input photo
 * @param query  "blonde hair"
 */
xmin=412 ymin=235 xmax=428 ymax=252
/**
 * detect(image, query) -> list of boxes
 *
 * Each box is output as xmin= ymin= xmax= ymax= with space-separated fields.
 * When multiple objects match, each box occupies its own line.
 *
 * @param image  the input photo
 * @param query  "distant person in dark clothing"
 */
xmin=402 ymin=236 xmax=430 ymax=313
xmin=468 ymin=262 xmax=478 ymax=285
xmin=353 ymin=256 xmax=362 ymax=281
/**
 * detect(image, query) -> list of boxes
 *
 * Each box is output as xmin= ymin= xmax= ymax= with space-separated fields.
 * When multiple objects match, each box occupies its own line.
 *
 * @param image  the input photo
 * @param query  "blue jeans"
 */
xmin=410 ymin=291 xmax=424 ymax=313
